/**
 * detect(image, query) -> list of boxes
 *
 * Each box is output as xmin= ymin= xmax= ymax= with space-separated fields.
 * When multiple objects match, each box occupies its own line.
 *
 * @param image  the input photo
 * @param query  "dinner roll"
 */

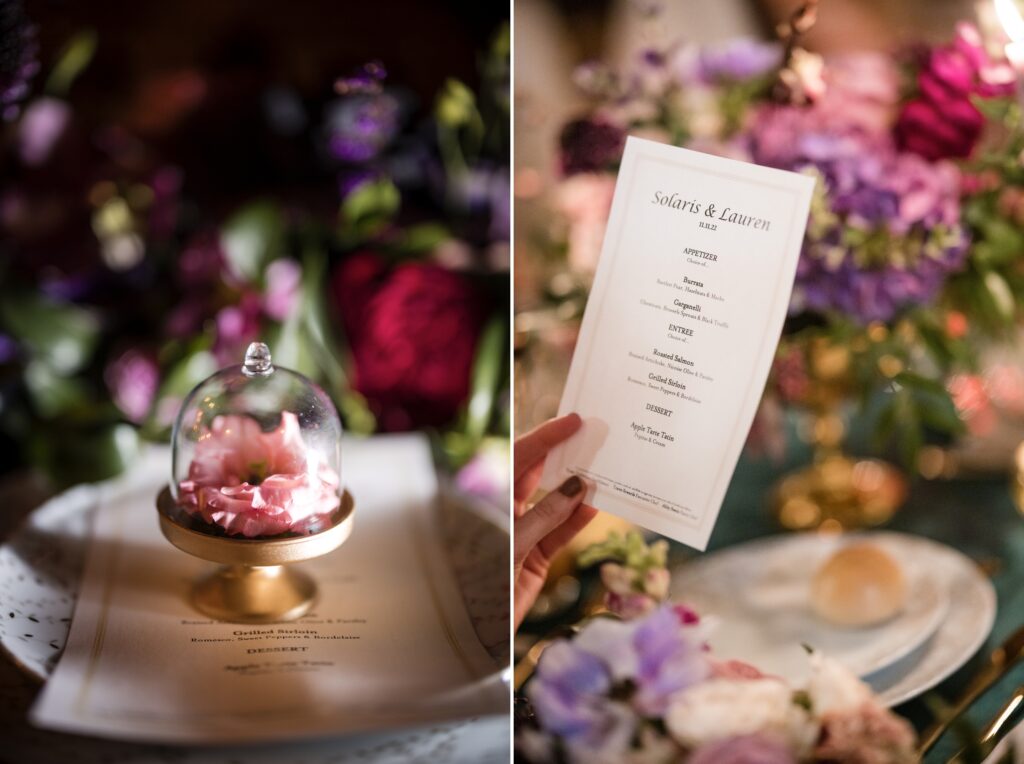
xmin=811 ymin=543 xmax=907 ymax=627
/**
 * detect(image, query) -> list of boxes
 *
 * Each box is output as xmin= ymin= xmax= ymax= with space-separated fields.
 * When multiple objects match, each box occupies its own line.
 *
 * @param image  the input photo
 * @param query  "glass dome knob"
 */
xmin=242 ymin=341 xmax=274 ymax=377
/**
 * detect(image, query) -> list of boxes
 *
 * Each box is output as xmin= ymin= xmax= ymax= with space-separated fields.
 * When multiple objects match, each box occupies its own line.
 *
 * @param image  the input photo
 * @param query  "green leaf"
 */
xmin=340 ymin=178 xmax=400 ymax=238
xmin=436 ymin=79 xmax=478 ymax=128
xmin=464 ymin=316 xmax=507 ymax=443
xmin=45 ymin=30 xmax=98 ymax=96
xmin=30 ymin=422 xmax=139 ymax=487
xmin=397 ymin=223 xmax=451 ymax=254
xmin=0 ymin=294 xmax=100 ymax=374
xmin=220 ymin=202 xmax=286 ymax=282
xmin=23 ymin=360 xmax=90 ymax=418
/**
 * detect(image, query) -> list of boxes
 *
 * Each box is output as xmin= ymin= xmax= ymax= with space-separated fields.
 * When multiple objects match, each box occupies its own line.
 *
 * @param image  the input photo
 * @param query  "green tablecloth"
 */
xmin=706 ymin=447 xmax=1024 ymax=761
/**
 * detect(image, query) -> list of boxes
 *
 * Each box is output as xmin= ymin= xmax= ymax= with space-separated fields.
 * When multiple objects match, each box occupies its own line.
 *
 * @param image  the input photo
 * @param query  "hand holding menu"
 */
xmin=542 ymin=137 xmax=814 ymax=551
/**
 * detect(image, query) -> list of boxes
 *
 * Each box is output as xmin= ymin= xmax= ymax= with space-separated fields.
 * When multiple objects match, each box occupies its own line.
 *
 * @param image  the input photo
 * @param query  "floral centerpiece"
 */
xmin=0 ymin=4 xmax=510 ymax=498
xmin=515 ymin=533 xmax=919 ymax=764
xmin=533 ymin=2 xmax=1024 ymax=485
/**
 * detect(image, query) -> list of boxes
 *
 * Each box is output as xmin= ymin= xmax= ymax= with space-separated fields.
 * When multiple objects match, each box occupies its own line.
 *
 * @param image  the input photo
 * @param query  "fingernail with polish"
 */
xmin=558 ymin=475 xmax=583 ymax=497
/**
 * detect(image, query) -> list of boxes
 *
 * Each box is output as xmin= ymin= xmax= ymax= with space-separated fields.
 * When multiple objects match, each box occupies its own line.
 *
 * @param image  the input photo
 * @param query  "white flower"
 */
xmin=806 ymin=653 xmax=872 ymax=715
xmin=665 ymin=678 xmax=819 ymax=756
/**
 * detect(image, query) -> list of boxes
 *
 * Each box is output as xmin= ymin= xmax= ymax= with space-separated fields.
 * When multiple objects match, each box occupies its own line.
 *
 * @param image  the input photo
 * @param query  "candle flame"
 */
xmin=995 ymin=0 xmax=1024 ymax=43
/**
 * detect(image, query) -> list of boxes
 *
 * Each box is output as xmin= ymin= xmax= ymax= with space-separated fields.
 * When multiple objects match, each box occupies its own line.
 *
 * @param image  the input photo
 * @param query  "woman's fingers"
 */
xmin=513 ymin=413 xmax=582 ymax=482
xmin=513 ymin=475 xmax=587 ymax=569
xmin=534 ymin=503 xmax=598 ymax=564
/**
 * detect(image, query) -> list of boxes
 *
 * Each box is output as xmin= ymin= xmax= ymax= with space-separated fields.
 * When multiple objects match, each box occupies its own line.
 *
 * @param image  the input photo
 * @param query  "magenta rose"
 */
xmin=177 ymin=411 xmax=340 ymax=537
xmin=331 ymin=252 xmax=485 ymax=431
xmin=895 ymin=23 xmax=1014 ymax=160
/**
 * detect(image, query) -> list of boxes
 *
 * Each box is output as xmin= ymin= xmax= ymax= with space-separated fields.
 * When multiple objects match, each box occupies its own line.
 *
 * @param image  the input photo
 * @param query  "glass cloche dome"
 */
xmin=168 ymin=341 xmax=343 ymax=539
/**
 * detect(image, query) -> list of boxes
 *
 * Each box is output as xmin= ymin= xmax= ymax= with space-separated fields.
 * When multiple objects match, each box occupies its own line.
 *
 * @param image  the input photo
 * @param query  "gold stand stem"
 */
xmin=772 ymin=408 xmax=908 ymax=531
xmin=192 ymin=564 xmax=317 ymax=624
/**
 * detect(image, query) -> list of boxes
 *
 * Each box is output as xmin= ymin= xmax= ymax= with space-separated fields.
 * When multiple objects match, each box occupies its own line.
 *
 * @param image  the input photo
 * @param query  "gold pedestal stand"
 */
xmin=771 ymin=341 xmax=908 ymax=531
xmin=157 ymin=488 xmax=354 ymax=623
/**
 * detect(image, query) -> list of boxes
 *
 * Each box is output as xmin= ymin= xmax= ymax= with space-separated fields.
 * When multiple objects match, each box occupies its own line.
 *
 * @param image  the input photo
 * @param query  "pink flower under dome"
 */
xmin=177 ymin=411 xmax=340 ymax=537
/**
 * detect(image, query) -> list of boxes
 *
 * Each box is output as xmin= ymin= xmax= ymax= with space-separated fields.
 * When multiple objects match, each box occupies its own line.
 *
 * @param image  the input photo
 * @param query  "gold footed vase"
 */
xmin=771 ymin=341 xmax=908 ymax=531
xmin=156 ymin=488 xmax=355 ymax=623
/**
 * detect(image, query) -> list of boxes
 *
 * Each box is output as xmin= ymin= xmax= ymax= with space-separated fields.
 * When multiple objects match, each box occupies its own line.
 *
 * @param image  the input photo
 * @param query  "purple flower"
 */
xmin=559 ymin=118 xmax=625 ymax=176
xmin=696 ymin=39 xmax=782 ymax=84
xmin=325 ymin=92 xmax=400 ymax=163
xmin=0 ymin=333 xmax=19 ymax=363
xmin=687 ymin=734 xmax=796 ymax=764
xmin=105 ymin=349 xmax=159 ymax=424
xmin=747 ymin=105 xmax=969 ymax=323
xmin=527 ymin=642 xmax=636 ymax=757
xmin=334 ymin=60 xmax=387 ymax=96
xmin=528 ymin=606 xmax=710 ymax=752
xmin=262 ymin=258 xmax=302 ymax=321
xmin=0 ymin=0 xmax=39 ymax=121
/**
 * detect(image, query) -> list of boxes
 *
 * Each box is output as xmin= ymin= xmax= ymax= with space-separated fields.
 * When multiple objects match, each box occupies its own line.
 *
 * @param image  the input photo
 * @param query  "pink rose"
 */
xmin=687 ymin=733 xmax=796 ymax=764
xmin=177 ymin=411 xmax=340 ymax=537
xmin=814 ymin=702 xmax=917 ymax=764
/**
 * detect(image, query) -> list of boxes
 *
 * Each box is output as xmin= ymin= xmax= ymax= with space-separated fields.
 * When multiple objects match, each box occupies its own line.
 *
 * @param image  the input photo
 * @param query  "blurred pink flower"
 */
xmin=710 ymin=659 xmax=769 ymax=681
xmin=105 ymin=348 xmax=159 ymax=424
xmin=177 ymin=412 xmax=340 ymax=537
xmin=687 ymin=733 xmax=796 ymax=764
xmin=262 ymin=258 xmax=302 ymax=321
xmin=214 ymin=292 xmax=262 ymax=365
xmin=814 ymin=702 xmax=917 ymax=764
xmin=896 ymin=23 xmax=1015 ymax=160
xmin=555 ymin=173 xmax=616 ymax=274
xmin=18 ymin=97 xmax=70 ymax=166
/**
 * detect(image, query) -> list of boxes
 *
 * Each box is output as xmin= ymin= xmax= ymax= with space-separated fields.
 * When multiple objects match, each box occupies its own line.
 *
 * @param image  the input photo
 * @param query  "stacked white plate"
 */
xmin=672 ymin=531 xmax=996 ymax=706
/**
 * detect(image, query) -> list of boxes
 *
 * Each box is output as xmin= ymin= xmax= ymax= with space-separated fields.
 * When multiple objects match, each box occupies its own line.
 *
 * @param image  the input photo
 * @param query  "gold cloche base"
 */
xmin=771 ymin=454 xmax=907 ymax=531
xmin=157 ymin=487 xmax=354 ymax=624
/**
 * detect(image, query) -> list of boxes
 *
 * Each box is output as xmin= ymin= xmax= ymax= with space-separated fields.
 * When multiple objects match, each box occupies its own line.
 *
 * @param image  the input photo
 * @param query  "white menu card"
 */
xmin=542 ymin=137 xmax=814 ymax=550
xmin=31 ymin=437 xmax=505 ymax=743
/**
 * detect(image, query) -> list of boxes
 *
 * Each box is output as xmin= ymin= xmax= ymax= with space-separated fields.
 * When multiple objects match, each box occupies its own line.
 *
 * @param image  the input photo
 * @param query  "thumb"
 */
xmin=514 ymin=475 xmax=586 ymax=568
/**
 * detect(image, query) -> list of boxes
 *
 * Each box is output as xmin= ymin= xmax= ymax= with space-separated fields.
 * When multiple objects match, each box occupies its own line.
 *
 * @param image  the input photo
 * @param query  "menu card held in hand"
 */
xmin=542 ymin=137 xmax=815 ymax=550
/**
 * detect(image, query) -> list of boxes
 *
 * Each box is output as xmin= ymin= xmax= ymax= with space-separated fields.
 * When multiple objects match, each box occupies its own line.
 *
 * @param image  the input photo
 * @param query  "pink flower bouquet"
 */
xmin=176 ymin=411 xmax=341 ymax=538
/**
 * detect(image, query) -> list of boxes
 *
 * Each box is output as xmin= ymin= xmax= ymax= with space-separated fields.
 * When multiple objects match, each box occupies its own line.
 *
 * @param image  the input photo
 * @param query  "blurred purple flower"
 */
xmin=748 ymin=105 xmax=968 ymax=323
xmin=0 ymin=0 xmax=39 ymax=121
xmin=334 ymin=60 xmax=387 ymax=96
xmin=695 ymin=39 xmax=782 ymax=84
xmin=262 ymin=258 xmax=302 ymax=321
xmin=325 ymin=92 xmax=400 ymax=163
xmin=527 ymin=641 xmax=636 ymax=757
xmin=559 ymin=117 xmax=625 ymax=176
xmin=0 ymin=333 xmax=19 ymax=363
xmin=687 ymin=733 xmax=796 ymax=764
xmin=17 ymin=97 xmax=70 ymax=165
xmin=529 ymin=606 xmax=710 ymax=744
xmin=105 ymin=349 xmax=159 ymax=424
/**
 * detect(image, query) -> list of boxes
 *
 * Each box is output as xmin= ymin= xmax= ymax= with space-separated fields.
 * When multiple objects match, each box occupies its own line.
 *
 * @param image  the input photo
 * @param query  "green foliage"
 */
xmin=339 ymin=178 xmax=401 ymax=243
xmin=45 ymin=30 xmax=98 ymax=96
xmin=578 ymin=530 xmax=668 ymax=573
xmin=220 ymin=202 xmax=287 ymax=282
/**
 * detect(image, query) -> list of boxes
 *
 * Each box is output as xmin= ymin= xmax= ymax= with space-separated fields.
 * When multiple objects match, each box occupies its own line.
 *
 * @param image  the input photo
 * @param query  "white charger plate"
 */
xmin=0 ymin=471 xmax=510 ymax=763
xmin=672 ymin=531 xmax=996 ymax=707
